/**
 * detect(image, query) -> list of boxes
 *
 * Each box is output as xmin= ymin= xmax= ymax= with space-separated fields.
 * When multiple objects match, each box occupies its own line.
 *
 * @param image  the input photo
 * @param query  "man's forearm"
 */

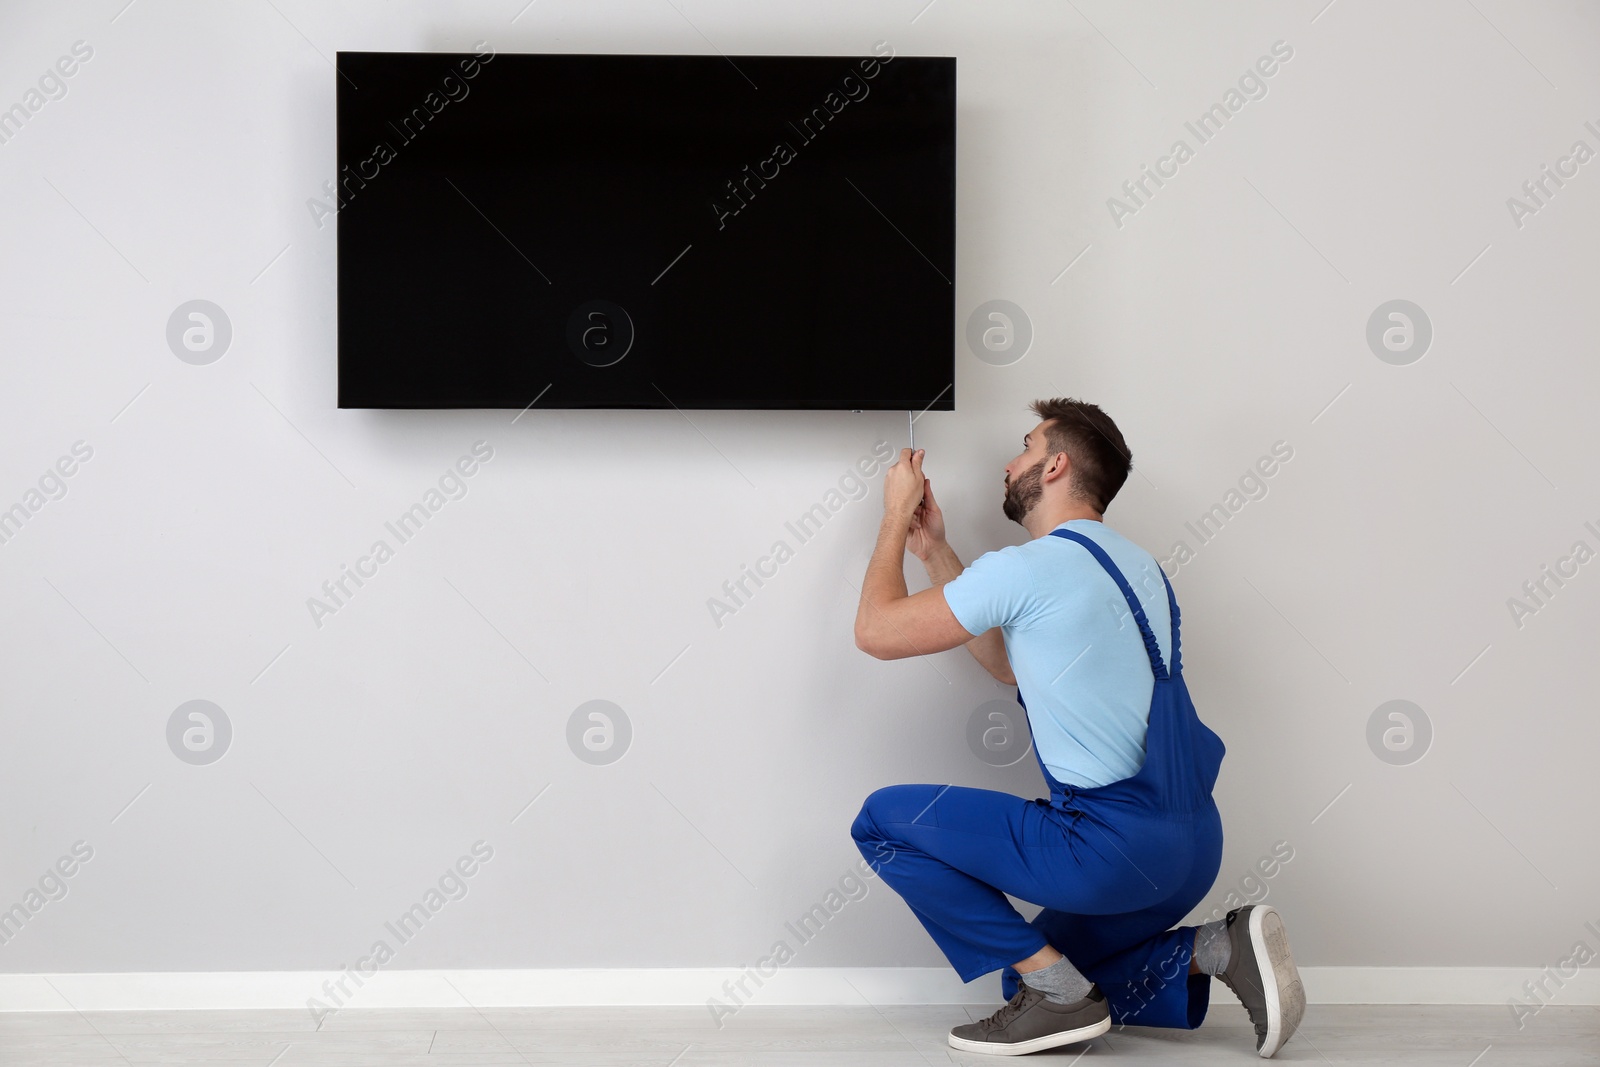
xmin=920 ymin=540 xmax=1016 ymax=686
xmin=855 ymin=513 xmax=912 ymax=647
xmin=921 ymin=541 xmax=964 ymax=585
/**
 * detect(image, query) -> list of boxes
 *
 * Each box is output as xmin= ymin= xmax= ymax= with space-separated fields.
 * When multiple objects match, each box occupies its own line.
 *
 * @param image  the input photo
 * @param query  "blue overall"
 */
xmin=851 ymin=528 xmax=1227 ymax=1029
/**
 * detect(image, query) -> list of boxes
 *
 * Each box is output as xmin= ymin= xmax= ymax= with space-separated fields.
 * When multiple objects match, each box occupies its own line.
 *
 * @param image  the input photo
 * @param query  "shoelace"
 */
xmin=978 ymin=985 xmax=1040 ymax=1032
xmin=1219 ymin=912 xmax=1270 ymax=1042
xmin=1220 ymin=967 xmax=1270 ymax=1041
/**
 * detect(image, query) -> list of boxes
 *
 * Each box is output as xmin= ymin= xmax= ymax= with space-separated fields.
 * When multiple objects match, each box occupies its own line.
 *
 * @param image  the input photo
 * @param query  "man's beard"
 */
xmin=1002 ymin=457 xmax=1047 ymax=524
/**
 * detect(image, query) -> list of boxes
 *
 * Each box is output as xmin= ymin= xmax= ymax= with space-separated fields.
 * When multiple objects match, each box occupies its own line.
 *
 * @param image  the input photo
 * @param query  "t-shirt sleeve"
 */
xmin=941 ymin=546 xmax=1037 ymax=637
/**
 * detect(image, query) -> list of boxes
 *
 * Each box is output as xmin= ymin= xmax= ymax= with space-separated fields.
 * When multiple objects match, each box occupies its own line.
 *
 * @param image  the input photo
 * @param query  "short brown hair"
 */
xmin=1028 ymin=397 xmax=1132 ymax=513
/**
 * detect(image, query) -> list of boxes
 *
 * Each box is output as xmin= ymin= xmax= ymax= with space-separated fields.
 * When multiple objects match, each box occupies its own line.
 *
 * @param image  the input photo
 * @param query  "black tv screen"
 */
xmin=335 ymin=48 xmax=956 ymax=411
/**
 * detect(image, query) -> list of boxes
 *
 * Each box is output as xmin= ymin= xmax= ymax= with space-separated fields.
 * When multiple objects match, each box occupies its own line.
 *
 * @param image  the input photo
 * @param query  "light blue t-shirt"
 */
xmin=941 ymin=519 xmax=1174 ymax=789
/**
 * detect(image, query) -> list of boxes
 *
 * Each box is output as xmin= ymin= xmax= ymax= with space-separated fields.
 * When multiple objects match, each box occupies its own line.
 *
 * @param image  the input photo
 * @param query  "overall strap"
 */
xmin=1162 ymin=561 xmax=1183 ymax=676
xmin=1048 ymin=528 xmax=1175 ymax=680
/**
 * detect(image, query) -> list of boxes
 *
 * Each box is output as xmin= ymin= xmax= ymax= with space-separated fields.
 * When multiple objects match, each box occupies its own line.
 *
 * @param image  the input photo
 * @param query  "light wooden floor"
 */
xmin=1 ymin=1003 xmax=1596 ymax=1065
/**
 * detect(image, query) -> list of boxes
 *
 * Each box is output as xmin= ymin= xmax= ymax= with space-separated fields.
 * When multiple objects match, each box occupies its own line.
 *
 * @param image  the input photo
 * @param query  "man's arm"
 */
xmin=854 ymin=510 xmax=975 ymax=661
xmin=852 ymin=448 xmax=1016 ymax=685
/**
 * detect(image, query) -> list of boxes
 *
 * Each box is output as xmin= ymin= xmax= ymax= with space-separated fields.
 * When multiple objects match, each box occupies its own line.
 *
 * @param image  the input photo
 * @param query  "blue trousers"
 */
xmin=851 ymin=782 xmax=1224 ymax=1030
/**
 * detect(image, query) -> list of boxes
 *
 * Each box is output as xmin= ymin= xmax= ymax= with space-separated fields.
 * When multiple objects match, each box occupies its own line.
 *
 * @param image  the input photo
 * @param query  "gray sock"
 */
xmin=1193 ymin=918 xmax=1232 ymax=976
xmin=1020 ymin=955 xmax=1094 ymax=1004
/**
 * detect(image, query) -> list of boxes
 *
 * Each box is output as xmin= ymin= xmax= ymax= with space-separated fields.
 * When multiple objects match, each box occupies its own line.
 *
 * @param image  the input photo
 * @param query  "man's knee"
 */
xmin=851 ymin=788 xmax=905 ymax=874
xmin=851 ymin=785 xmax=936 ymax=872
xmin=850 ymin=786 xmax=894 ymax=844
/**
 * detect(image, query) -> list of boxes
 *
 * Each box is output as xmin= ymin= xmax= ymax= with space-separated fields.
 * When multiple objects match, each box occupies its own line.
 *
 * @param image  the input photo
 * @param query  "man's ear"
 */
xmin=1045 ymin=451 xmax=1071 ymax=482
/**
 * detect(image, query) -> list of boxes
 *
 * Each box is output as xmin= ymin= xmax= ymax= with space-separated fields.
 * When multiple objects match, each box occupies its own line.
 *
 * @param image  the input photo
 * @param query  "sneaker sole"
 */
xmin=1249 ymin=905 xmax=1306 ymax=1058
xmin=947 ymin=1014 xmax=1111 ymax=1056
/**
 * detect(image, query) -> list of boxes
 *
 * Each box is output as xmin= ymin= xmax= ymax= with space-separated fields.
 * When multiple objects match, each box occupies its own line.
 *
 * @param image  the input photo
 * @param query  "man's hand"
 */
xmin=886 ymin=448 xmax=946 ymax=562
xmin=906 ymin=475 xmax=946 ymax=562
xmin=855 ymin=446 xmax=974 ymax=660
xmin=883 ymin=447 xmax=926 ymax=525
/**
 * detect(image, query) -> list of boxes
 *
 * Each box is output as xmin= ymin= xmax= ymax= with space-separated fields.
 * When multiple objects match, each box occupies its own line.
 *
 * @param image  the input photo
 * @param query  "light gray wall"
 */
xmin=1 ymin=0 xmax=1596 ymax=978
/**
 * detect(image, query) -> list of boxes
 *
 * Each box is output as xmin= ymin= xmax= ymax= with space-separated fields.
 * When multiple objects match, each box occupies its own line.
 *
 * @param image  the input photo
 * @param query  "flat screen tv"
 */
xmin=335 ymin=49 xmax=956 ymax=411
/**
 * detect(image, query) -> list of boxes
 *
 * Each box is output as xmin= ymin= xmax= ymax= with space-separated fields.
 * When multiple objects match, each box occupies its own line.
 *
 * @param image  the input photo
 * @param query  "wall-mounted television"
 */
xmin=335 ymin=49 xmax=956 ymax=411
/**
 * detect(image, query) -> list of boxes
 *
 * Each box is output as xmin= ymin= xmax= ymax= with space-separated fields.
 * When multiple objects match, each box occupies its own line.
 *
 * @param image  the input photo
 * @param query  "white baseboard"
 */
xmin=0 ymin=967 xmax=1591 ymax=1013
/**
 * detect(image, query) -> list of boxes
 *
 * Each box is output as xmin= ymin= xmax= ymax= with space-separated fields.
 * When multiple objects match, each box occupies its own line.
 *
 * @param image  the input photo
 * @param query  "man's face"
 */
xmin=1002 ymin=420 xmax=1055 ymax=524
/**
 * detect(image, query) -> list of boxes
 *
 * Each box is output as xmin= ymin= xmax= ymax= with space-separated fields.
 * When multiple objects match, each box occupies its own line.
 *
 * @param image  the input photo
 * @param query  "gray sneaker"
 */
xmin=1217 ymin=904 xmax=1306 ymax=1057
xmin=948 ymin=982 xmax=1111 ymax=1056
